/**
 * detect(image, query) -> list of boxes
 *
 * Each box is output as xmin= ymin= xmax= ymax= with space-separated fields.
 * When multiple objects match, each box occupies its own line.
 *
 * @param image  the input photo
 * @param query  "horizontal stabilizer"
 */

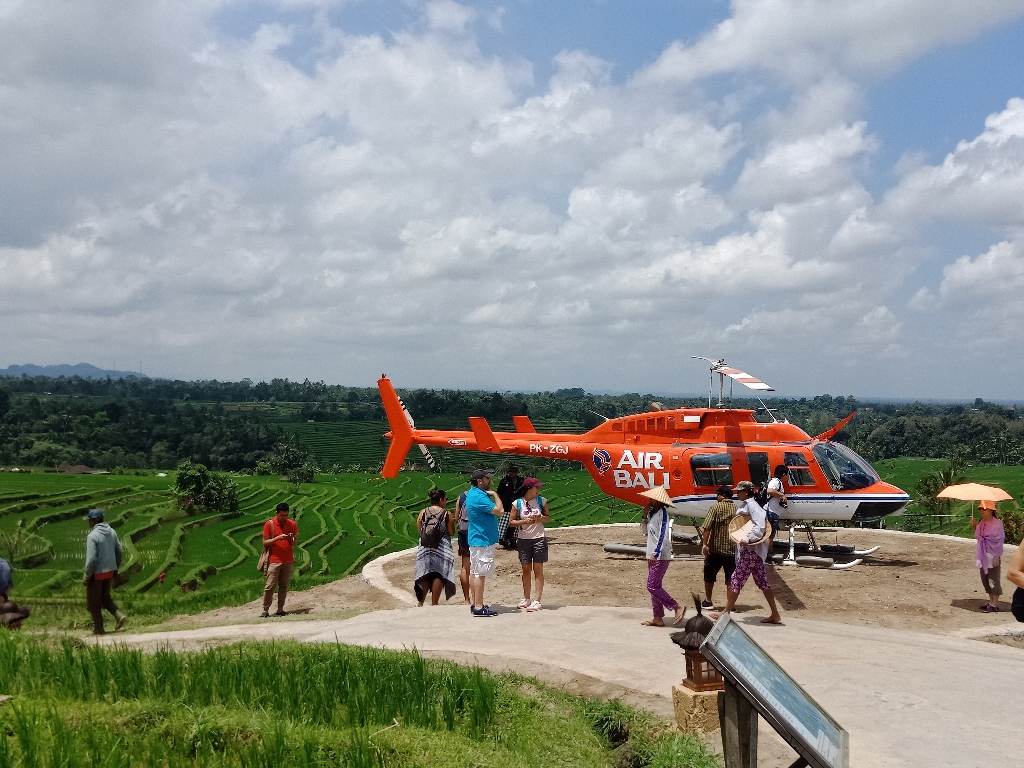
xmin=512 ymin=415 xmax=536 ymax=433
xmin=469 ymin=417 xmax=501 ymax=453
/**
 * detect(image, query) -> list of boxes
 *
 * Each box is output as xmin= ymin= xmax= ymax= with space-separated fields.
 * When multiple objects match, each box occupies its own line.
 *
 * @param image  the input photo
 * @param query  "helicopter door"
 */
xmin=746 ymin=451 xmax=770 ymax=486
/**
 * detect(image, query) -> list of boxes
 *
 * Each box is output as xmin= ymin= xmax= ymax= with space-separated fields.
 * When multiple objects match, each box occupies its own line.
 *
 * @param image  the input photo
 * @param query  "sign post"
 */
xmin=700 ymin=614 xmax=849 ymax=768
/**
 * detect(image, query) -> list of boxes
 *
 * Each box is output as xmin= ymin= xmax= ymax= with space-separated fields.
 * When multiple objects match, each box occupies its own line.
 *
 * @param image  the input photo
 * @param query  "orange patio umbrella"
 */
xmin=937 ymin=483 xmax=1013 ymax=522
xmin=936 ymin=483 xmax=1012 ymax=502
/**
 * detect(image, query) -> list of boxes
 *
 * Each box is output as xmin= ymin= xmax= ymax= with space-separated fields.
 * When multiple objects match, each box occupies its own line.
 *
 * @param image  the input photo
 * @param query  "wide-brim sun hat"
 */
xmin=639 ymin=487 xmax=676 ymax=508
xmin=728 ymin=513 xmax=772 ymax=546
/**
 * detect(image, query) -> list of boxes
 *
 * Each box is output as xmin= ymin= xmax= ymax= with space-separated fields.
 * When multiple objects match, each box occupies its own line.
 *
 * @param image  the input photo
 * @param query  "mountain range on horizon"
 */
xmin=0 ymin=363 xmax=144 ymax=380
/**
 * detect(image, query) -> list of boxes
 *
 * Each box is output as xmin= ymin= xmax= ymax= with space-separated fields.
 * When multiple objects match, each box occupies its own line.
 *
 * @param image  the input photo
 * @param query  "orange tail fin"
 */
xmin=378 ymin=375 xmax=414 ymax=478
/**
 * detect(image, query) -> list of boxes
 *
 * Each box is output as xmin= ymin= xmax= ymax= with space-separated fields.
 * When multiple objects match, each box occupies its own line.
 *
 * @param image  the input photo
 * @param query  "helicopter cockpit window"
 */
xmin=783 ymin=452 xmax=816 ymax=486
xmin=690 ymin=453 xmax=733 ymax=487
xmin=811 ymin=442 xmax=878 ymax=491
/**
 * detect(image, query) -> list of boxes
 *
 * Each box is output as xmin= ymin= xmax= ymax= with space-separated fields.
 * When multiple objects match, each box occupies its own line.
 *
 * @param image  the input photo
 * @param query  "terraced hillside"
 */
xmin=0 ymin=470 xmax=626 ymax=623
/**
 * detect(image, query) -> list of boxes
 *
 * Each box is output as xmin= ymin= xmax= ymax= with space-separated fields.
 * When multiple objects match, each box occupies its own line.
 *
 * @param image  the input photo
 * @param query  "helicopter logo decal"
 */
xmin=593 ymin=448 xmax=612 ymax=475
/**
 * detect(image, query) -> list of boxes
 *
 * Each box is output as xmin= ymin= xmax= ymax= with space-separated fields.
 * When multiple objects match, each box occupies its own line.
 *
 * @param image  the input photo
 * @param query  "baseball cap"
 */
xmin=84 ymin=509 xmax=105 ymax=521
xmin=520 ymin=477 xmax=544 ymax=490
xmin=733 ymin=480 xmax=756 ymax=493
xmin=717 ymin=485 xmax=733 ymax=499
xmin=471 ymin=469 xmax=495 ymax=481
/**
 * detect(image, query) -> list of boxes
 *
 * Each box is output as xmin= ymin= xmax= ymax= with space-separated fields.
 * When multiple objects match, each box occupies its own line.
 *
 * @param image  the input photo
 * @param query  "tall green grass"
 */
xmin=0 ymin=635 xmax=496 ymax=734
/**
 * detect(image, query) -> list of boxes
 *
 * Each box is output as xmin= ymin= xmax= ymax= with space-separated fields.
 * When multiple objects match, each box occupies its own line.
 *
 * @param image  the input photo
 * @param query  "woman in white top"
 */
xmin=508 ymin=477 xmax=549 ymax=611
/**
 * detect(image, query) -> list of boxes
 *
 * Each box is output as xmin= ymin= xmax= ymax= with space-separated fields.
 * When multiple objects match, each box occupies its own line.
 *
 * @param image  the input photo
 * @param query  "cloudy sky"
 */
xmin=2 ymin=0 xmax=1024 ymax=399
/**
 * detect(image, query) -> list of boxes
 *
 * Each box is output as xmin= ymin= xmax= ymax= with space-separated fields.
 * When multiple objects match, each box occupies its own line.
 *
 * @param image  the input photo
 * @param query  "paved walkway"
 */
xmin=99 ymin=605 xmax=1024 ymax=768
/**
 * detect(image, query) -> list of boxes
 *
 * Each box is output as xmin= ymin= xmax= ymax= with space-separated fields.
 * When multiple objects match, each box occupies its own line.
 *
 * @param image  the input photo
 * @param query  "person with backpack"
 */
xmin=497 ymin=465 xmax=525 ymax=550
xmin=763 ymin=464 xmax=789 ymax=547
xmin=414 ymin=488 xmax=456 ymax=606
xmin=508 ymin=477 xmax=549 ymax=611
xmin=261 ymin=502 xmax=298 ymax=618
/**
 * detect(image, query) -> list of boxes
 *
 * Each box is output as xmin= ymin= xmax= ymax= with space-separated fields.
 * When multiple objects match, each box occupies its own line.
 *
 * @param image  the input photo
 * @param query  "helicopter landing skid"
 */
xmin=775 ymin=523 xmax=877 ymax=569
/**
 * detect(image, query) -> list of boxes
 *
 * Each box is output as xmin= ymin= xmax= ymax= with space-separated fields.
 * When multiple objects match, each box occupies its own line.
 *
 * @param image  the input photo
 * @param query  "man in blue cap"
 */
xmin=83 ymin=508 xmax=126 ymax=634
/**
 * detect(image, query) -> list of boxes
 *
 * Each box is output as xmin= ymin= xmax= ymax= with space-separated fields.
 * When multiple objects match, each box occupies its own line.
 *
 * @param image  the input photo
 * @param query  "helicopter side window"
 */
xmin=783 ymin=452 xmax=816 ymax=486
xmin=747 ymin=452 xmax=770 ymax=486
xmin=812 ymin=442 xmax=878 ymax=491
xmin=690 ymin=453 xmax=733 ymax=487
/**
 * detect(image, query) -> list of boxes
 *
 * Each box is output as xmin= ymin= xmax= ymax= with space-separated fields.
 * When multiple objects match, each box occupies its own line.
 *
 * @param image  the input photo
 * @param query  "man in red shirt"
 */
xmin=261 ymin=502 xmax=298 ymax=617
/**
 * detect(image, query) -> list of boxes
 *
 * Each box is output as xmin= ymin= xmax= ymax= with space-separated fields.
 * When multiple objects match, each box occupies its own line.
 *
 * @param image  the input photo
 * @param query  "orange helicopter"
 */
xmin=377 ymin=360 xmax=909 ymax=567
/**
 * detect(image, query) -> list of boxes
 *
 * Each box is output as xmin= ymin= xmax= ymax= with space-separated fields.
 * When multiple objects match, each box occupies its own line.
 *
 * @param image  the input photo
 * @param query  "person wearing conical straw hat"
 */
xmin=638 ymin=487 xmax=686 ymax=627
xmin=711 ymin=480 xmax=782 ymax=625
xmin=971 ymin=499 xmax=1005 ymax=613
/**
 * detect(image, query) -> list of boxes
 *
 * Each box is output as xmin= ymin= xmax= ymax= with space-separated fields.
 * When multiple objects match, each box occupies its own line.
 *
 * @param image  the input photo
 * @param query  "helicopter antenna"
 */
xmin=587 ymin=410 xmax=610 ymax=422
xmin=755 ymin=395 xmax=781 ymax=423
xmin=692 ymin=357 xmax=774 ymax=408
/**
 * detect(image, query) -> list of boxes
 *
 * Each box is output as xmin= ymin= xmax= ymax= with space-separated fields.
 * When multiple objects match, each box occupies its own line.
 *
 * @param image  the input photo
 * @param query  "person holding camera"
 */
xmin=765 ymin=464 xmax=789 ymax=547
xmin=261 ymin=502 xmax=298 ymax=618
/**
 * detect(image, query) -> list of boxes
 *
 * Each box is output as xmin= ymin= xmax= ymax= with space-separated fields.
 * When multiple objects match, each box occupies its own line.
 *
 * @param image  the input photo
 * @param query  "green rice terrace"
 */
xmin=0 ymin=469 xmax=630 ymax=628
xmin=0 ymin=457 xmax=1019 ymax=628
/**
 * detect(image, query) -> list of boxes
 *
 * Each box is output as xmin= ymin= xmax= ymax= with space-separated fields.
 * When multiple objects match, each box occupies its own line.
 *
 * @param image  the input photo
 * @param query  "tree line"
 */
xmin=0 ymin=375 xmax=1021 ymax=470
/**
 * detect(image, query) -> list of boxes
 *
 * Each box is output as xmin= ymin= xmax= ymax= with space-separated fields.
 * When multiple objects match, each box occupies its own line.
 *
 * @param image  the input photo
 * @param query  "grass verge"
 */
xmin=0 ymin=634 xmax=720 ymax=768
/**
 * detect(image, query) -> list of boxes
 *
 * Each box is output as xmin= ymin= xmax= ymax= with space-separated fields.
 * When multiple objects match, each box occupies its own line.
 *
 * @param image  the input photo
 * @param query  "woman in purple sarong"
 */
xmin=971 ymin=499 xmax=1005 ymax=613
xmin=638 ymin=487 xmax=686 ymax=627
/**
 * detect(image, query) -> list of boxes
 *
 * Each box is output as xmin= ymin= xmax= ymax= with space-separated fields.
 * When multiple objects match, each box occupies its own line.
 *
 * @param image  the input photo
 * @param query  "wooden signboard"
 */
xmin=700 ymin=614 xmax=849 ymax=768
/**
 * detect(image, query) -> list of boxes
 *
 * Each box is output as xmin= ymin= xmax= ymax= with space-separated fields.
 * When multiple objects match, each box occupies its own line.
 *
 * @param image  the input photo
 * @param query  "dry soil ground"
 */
xmin=167 ymin=524 xmax=1022 ymax=639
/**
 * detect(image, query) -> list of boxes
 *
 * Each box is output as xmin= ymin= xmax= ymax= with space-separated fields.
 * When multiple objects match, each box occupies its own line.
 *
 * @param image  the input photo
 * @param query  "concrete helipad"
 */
xmin=99 ymin=604 xmax=1024 ymax=768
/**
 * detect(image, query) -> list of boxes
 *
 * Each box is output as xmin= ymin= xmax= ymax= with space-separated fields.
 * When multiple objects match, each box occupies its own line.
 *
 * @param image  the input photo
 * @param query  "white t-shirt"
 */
xmin=766 ymin=477 xmax=786 ymax=517
xmin=515 ymin=497 xmax=546 ymax=539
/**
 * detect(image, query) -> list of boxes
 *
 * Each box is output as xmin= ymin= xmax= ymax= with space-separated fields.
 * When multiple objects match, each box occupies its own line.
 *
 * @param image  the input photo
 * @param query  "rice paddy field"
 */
xmin=0 ymin=469 xmax=629 ymax=627
xmin=0 ymin=456 xmax=1019 ymax=626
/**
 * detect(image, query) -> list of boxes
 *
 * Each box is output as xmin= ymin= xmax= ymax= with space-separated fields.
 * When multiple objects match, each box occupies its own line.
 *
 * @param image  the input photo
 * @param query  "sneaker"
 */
xmin=517 ymin=599 xmax=531 ymax=609
xmin=471 ymin=606 xmax=493 ymax=617
xmin=115 ymin=613 xmax=126 ymax=631
xmin=701 ymin=600 xmax=714 ymax=610
xmin=526 ymin=601 xmax=542 ymax=612
xmin=260 ymin=611 xmax=270 ymax=618
xmin=274 ymin=610 xmax=289 ymax=617
xmin=481 ymin=605 xmax=498 ymax=616
xmin=981 ymin=604 xmax=1000 ymax=613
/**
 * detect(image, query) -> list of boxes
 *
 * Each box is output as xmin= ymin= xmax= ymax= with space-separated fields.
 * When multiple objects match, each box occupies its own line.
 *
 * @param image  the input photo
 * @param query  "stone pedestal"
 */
xmin=673 ymin=684 xmax=720 ymax=733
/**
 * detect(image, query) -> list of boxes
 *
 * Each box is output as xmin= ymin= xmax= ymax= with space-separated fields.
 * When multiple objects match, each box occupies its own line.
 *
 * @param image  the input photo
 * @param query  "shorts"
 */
xmin=517 ymin=537 xmax=548 ymax=564
xmin=457 ymin=531 xmax=470 ymax=558
xmin=703 ymin=552 xmax=736 ymax=584
xmin=1013 ymin=588 xmax=1024 ymax=622
xmin=469 ymin=545 xmax=496 ymax=577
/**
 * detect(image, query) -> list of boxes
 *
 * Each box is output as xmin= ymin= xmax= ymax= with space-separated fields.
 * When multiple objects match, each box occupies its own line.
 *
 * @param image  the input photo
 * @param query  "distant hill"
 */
xmin=0 ymin=363 xmax=143 ymax=380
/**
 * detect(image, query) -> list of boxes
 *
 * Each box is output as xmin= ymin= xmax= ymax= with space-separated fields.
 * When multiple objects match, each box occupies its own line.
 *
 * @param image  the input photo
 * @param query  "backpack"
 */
xmin=420 ymin=507 xmax=448 ymax=549
xmin=753 ymin=482 xmax=771 ymax=509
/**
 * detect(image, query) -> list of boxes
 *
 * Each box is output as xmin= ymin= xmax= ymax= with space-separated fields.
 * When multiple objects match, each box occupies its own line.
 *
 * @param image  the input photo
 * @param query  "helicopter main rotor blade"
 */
xmin=717 ymin=367 xmax=774 ymax=391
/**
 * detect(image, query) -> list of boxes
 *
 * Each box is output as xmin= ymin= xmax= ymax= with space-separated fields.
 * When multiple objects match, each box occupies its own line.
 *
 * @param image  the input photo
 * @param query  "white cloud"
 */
xmin=0 ymin=1 xmax=1023 ymax=396
xmin=643 ymin=0 xmax=1024 ymax=84
xmin=884 ymin=98 xmax=1024 ymax=226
